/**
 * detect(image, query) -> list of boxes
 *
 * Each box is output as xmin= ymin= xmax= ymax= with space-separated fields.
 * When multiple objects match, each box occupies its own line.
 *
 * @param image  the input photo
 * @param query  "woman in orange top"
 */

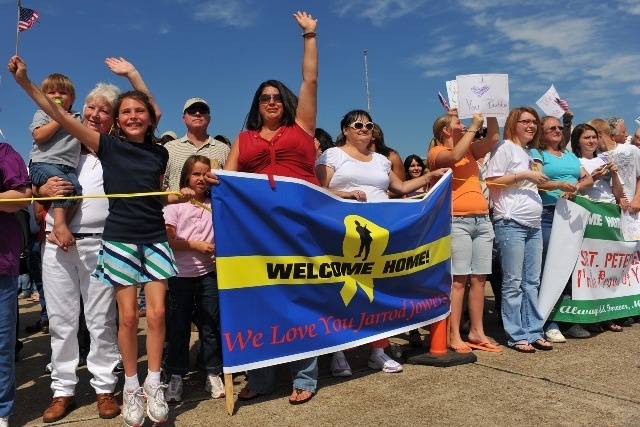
xmin=427 ymin=110 xmax=500 ymax=353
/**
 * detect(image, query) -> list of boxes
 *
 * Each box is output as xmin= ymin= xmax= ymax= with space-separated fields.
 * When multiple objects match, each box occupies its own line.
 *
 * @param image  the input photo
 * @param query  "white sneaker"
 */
xmin=564 ymin=324 xmax=591 ymax=339
xmin=205 ymin=374 xmax=225 ymax=399
xmin=545 ymin=328 xmax=567 ymax=343
xmin=165 ymin=375 xmax=183 ymax=403
xmin=143 ymin=380 xmax=169 ymax=423
xmin=0 ymin=415 xmax=8 ymax=427
xmin=331 ymin=351 xmax=352 ymax=377
xmin=368 ymin=351 xmax=403 ymax=373
xmin=122 ymin=387 xmax=144 ymax=427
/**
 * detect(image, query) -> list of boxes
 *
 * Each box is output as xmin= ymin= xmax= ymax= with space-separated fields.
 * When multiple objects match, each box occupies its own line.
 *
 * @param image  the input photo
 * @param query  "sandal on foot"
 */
xmin=449 ymin=343 xmax=472 ymax=354
xmin=602 ymin=321 xmax=623 ymax=332
xmin=510 ymin=341 xmax=536 ymax=353
xmin=586 ymin=324 xmax=605 ymax=334
xmin=238 ymin=387 xmax=261 ymax=401
xmin=408 ymin=330 xmax=423 ymax=348
xmin=289 ymin=389 xmax=314 ymax=405
xmin=531 ymin=338 xmax=553 ymax=351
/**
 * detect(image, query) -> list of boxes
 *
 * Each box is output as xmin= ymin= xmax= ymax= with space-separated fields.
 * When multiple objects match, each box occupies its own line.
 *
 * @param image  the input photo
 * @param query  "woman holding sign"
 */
xmin=485 ymin=107 xmax=551 ymax=353
xmin=427 ymin=109 xmax=500 ymax=353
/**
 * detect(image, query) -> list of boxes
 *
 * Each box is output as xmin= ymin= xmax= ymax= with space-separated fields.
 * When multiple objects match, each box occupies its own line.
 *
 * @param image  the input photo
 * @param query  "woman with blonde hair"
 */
xmin=427 ymin=110 xmax=500 ymax=353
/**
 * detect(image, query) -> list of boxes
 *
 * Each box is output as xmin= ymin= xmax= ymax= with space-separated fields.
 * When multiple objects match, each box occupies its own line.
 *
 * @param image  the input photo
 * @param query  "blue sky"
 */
xmin=1 ymin=0 xmax=639 ymax=162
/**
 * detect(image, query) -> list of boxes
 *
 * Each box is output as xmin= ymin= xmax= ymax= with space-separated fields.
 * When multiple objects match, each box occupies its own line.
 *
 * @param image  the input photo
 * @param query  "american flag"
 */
xmin=18 ymin=7 xmax=40 ymax=32
xmin=437 ymin=91 xmax=450 ymax=111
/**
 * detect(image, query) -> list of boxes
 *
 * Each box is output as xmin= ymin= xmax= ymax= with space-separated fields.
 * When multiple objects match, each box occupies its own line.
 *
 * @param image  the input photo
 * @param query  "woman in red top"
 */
xmin=224 ymin=11 xmax=318 ymax=189
xmin=224 ymin=11 xmax=319 ymax=406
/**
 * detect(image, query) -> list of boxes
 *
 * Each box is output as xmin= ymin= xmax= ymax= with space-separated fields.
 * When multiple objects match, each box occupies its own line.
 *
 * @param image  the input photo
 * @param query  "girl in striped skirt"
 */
xmin=9 ymin=55 xmax=194 ymax=427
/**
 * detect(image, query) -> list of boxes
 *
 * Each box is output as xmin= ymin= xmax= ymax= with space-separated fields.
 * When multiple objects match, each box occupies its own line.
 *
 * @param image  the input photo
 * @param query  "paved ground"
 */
xmin=11 ymin=291 xmax=640 ymax=427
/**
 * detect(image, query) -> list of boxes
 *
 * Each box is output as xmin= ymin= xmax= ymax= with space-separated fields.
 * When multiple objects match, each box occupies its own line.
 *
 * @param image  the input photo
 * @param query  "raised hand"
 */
xmin=293 ymin=11 xmax=317 ymax=33
xmin=105 ymin=57 xmax=137 ymax=78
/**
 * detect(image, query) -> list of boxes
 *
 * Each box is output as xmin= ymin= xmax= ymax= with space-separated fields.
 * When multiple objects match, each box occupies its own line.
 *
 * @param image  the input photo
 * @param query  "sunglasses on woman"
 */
xmin=258 ymin=94 xmax=283 ymax=104
xmin=348 ymin=121 xmax=374 ymax=131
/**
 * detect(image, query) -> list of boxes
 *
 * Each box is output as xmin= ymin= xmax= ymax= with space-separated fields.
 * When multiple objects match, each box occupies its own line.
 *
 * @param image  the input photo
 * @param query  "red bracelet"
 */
xmin=303 ymin=32 xmax=317 ymax=39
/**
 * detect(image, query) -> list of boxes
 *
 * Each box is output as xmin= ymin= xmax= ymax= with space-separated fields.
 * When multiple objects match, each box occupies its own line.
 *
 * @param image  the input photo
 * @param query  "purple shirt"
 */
xmin=0 ymin=143 xmax=31 ymax=276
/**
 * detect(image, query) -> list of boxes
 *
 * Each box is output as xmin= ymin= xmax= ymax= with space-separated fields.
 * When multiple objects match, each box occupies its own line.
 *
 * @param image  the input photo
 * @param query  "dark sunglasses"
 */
xmin=545 ymin=125 xmax=564 ymax=132
xmin=259 ymin=94 xmax=283 ymax=104
xmin=348 ymin=121 xmax=374 ymax=131
xmin=185 ymin=106 xmax=210 ymax=116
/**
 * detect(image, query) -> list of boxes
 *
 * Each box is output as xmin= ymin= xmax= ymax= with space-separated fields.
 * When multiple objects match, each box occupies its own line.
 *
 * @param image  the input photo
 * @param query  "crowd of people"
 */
xmin=1 ymin=8 xmax=640 ymax=427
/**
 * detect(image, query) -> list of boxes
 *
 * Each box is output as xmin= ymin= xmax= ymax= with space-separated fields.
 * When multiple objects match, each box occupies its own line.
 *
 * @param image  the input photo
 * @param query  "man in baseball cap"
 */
xmin=163 ymin=97 xmax=230 ymax=191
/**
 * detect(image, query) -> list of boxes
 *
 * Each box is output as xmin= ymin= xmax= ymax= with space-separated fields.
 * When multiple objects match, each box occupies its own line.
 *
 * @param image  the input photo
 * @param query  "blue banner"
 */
xmin=212 ymin=170 xmax=453 ymax=373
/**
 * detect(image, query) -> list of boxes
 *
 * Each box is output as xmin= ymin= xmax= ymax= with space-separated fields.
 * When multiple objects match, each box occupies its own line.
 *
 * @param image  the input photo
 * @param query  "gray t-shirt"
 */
xmin=29 ymin=109 xmax=82 ymax=167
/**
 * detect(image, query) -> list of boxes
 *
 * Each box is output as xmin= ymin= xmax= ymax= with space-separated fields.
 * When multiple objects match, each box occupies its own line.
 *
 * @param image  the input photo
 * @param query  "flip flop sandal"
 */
xmin=238 ymin=388 xmax=262 ymax=401
xmin=510 ymin=341 xmax=536 ymax=353
xmin=531 ymin=338 xmax=553 ymax=351
xmin=289 ymin=389 xmax=314 ymax=405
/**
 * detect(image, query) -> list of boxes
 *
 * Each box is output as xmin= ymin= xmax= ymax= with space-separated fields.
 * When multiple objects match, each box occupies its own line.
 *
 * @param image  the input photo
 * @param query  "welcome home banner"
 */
xmin=539 ymin=197 xmax=640 ymax=323
xmin=212 ymin=170 xmax=453 ymax=373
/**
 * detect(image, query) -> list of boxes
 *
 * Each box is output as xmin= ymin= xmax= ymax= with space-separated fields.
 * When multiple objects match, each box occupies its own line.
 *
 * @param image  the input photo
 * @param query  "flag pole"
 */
xmin=363 ymin=49 xmax=370 ymax=113
xmin=16 ymin=0 xmax=21 ymax=55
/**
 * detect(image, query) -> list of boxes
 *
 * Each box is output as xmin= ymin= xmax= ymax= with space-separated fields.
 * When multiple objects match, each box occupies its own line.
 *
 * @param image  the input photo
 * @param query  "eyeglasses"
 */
xmin=185 ymin=107 xmax=210 ymax=116
xmin=517 ymin=119 xmax=538 ymax=126
xmin=544 ymin=125 xmax=564 ymax=132
xmin=348 ymin=121 xmax=375 ymax=131
xmin=258 ymin=94 xmax=283 ymax=104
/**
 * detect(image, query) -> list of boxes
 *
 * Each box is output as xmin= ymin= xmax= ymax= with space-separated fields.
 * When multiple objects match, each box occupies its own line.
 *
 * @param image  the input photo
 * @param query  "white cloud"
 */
xmin=158 ymin=25 xmax=172 ymax=35
xmin=618 ymin=0 xmax=640 ymax=15
xmin=193 ymin=0 xmax=256 ymax=28
xmin=333 ymin=0 xmax=429 ymax=26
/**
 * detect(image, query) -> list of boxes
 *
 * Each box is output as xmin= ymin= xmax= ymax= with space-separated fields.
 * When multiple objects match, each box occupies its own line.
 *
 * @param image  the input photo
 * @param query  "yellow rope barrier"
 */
xmin=3 ymin=191 xmax=181 ymax=203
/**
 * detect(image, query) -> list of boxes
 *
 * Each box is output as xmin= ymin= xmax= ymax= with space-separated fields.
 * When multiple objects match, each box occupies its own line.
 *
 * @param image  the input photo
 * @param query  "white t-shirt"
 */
xmin=486 ymin=139 xmax=543 ymax=228
xmin=602 ymin=144 xmax=640 ymax=201
xmin=316 ymin=147 xmax=391 ymax=201
xmin=45 ymin=153 xmax=108 ymax=233
xmin=579 ymin=157 xmax=616 ymax=203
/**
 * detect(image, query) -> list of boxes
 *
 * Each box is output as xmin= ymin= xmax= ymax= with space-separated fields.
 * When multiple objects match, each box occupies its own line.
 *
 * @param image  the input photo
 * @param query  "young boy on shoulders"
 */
xmin=28 ymin=73 xmax=83 ymax=250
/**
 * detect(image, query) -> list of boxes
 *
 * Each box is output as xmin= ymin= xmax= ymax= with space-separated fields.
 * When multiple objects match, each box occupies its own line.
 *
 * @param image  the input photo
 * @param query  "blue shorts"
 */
xmin=451 ymin=214 xmax=494 ymax=276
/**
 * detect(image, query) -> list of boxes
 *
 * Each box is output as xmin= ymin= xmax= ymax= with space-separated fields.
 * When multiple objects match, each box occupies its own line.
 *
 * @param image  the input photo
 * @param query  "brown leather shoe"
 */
xmin=43 ymin=396 xmax=76 ymax=423
xmin=97 ymin=393 xmax=121 ymax=419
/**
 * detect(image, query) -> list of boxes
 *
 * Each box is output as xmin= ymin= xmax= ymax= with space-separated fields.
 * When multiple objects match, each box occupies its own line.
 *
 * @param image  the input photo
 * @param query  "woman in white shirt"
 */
xmin=485 ymin=106 xmax=553 ymax=353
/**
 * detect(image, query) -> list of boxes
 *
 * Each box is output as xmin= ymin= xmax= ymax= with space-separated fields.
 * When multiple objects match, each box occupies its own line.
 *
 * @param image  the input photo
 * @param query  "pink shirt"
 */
xmin=164 ymin=199 xmax=215 ymax=277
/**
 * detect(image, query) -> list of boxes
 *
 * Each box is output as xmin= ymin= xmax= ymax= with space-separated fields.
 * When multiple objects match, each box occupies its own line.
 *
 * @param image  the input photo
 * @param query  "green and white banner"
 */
xmin=538 ymin=197 xmax=640 ymax=323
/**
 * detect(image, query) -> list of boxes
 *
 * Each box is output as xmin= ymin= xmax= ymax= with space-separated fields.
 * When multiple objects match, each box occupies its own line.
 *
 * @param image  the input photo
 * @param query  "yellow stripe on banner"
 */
xmin=217 ymin=234 xmax=451 ymax=290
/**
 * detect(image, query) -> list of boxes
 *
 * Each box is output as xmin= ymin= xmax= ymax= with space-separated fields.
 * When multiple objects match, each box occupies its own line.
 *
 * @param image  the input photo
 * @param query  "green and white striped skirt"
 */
xmin=92 ymin=240 xmax=178 ymax=287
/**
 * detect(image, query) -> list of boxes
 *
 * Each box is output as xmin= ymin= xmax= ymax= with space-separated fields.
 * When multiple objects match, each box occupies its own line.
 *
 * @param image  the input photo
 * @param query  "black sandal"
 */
xmin=531 ymin=338 xmax=553 ymax=351
xmin=409 ymin=330 xmax=423 ymax=348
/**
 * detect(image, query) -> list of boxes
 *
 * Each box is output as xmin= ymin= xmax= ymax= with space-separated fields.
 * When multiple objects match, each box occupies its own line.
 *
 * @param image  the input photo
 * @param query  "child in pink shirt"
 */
xmin=163 ymin=155 xmax=223 ymax=402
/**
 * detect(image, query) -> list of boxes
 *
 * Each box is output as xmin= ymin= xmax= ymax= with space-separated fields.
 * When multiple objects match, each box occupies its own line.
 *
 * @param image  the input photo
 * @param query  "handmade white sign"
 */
xmin=455 ymin=74 xmax=509 ymax=119
xmin=445 ymin=80 xmax=458 ymax=109
xmin=621 ymin=211 xmax=640 ymax=241
xmin=635 ymin=115 xmax=640 ymax=126
xmin=536 ymin=85 xmax=565 ymax=119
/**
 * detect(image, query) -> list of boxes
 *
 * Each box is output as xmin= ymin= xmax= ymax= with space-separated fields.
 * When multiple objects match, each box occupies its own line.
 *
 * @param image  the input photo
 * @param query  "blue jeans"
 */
xmin=26 ymin=239 xmax=47 ymax=322
xmin=0 ymin=276 xmax=18 ymax=417
xmin=29 ymin=162 xmax=82 ymax=208
xmin=494 ymin=219 xmax=545 ymax=346
xmin=166 ymin=272 xmax=222 ymax=375
xmin=246 ymin=357 xmax=318 ymax=394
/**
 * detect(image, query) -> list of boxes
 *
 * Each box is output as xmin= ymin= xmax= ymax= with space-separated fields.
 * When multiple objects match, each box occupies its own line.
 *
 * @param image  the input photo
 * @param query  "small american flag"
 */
xmin=554 ymin=97 xmax=569 ymax=112
xmin=438 ymin=92 xmax=450 ymax=111
xmin=19 ymin=7 xmax=40 ymax=32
